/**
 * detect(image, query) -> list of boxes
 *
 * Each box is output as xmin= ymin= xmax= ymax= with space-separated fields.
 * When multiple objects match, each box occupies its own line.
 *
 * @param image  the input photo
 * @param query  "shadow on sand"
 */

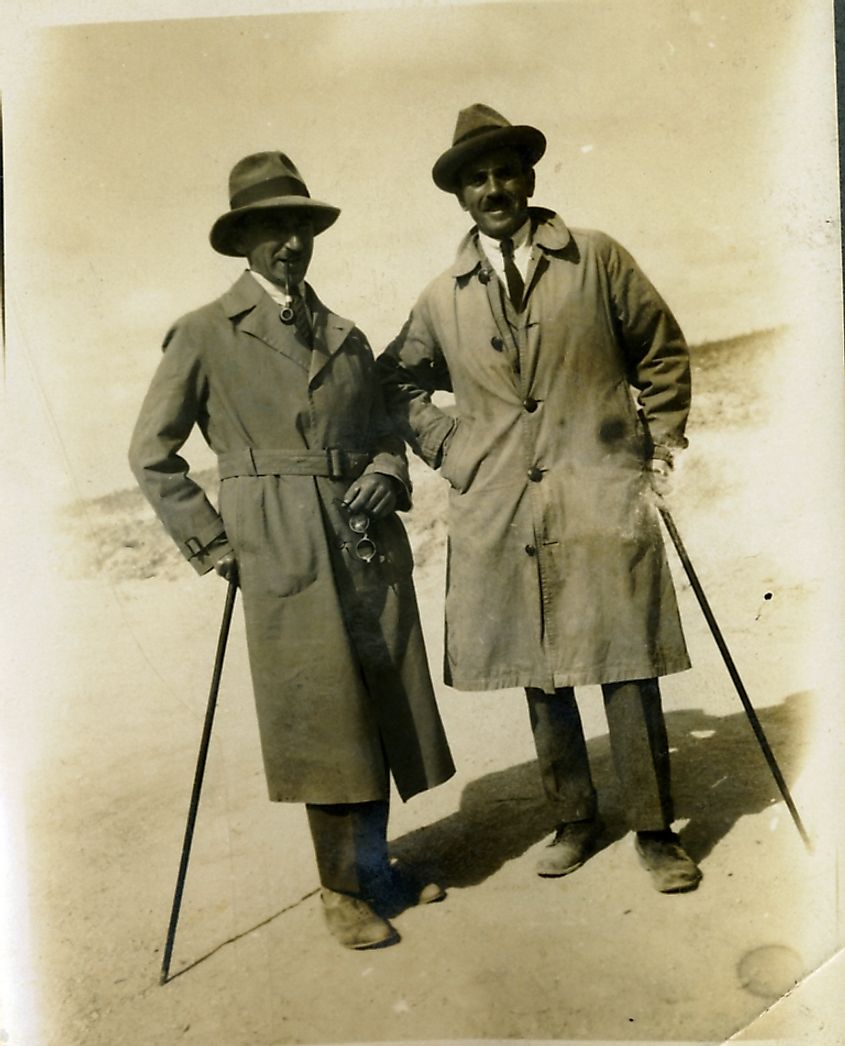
xmin=161 ymin=691 xmax=814 ymax=977
xmin=389 ymin=690 xmax=815 ymax=888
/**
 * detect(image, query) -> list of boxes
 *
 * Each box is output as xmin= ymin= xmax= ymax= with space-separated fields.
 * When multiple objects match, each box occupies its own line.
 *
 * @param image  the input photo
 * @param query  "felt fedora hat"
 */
xmin=432 ymin=103 xmax=546 ymax=193
xmin=210 ymin=151 xmax=341 ymax=256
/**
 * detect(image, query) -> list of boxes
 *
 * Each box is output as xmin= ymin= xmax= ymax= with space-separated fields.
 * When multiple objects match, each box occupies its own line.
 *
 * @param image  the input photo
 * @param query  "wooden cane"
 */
xmin=658 ymin=505 xmax=813 ymax=853
xmin=159 ymin=577 xmax=238 ymax=984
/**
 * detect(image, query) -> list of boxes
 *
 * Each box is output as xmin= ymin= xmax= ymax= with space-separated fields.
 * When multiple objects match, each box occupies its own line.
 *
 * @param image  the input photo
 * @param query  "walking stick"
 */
xmin=159 ymin=577 xmax=238 ymax=985
xmin=658 ymin=504 xmax=813 ymax=853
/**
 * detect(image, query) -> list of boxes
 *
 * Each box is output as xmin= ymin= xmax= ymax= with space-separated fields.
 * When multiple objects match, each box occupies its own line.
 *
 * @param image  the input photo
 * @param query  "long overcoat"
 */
xmin=378 ymin=209 xmax=692 ymax=693
xmin=129 ymin=271 xmax=455 ymax=804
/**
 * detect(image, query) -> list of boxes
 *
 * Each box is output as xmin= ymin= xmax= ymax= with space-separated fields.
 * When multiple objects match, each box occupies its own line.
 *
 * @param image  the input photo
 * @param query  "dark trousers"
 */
xmin=306 ymin=800 xmax=390 ymax=896
xmin=526 ymin=678 xmax=674 ymax=831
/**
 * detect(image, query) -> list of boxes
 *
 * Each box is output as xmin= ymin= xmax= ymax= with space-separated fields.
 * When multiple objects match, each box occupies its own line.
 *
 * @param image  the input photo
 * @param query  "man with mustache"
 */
xmin=129 ymin=152 xmax=455 ymax=949
xmin=377 ymin=105 xmax=701 ymax=893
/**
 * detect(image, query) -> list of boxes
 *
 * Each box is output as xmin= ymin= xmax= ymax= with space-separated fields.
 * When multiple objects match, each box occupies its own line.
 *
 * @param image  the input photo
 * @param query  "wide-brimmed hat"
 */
xmin=432 ymin=103 xmax=546 ymax=193
xmin=210 ymin=152 xmax=340 ymax=256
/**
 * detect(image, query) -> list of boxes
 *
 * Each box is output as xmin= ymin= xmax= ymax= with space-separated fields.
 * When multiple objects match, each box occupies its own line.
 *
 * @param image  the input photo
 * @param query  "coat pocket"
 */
xmin=221 ymin=477 xmax=320 ymax=596
xmin=439 ymin=418 xmax=480 ymax=494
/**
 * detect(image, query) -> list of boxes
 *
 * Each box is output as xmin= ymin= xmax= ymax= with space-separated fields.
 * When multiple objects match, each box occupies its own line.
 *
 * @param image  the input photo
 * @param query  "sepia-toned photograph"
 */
xmin=2 ymin=1 xmax=843 ymax=1044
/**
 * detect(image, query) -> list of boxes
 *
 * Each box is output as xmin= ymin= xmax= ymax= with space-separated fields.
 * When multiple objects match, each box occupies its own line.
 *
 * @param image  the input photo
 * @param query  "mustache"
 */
xmin=481 ymin=193 xmax=514 ymax=211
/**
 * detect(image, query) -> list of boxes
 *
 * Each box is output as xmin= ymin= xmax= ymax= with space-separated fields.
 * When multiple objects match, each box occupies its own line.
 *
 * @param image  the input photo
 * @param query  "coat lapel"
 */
xmin=220 ymin=272 xmax=354 ymax=379
xmin=306 ymin=287 xmax=354 ymax=386
xmin=517 ymin=251 xmax=549 ymax=392
xmin=222 ymin=271 xmax=313 ymax=372
xmin=240 ymin=294 xmax=313 ymax=373
xmin=451 ymin=230 xmax=523 ymax=390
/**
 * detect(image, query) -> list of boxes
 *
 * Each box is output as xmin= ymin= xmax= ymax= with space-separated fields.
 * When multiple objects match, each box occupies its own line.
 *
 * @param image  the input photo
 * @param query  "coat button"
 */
xmin=525 ymin=544 xmax=537 ymax=556
xmin=527 ymin=466 xmax=543 ymax=482
xmin=479 ymin=269 xmax=491 ymax=284
xmin=523 ymin=397 xmax=538 ymax=413
xmin=491 ymin=336 xmax=504 ymax=352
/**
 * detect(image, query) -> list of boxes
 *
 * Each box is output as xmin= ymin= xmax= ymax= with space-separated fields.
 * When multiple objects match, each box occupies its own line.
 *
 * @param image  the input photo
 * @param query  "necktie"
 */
xmin=280 ymin=289 xmax=312 ymax=347
xmin=500 ymin=237 xmax=524 ymax=311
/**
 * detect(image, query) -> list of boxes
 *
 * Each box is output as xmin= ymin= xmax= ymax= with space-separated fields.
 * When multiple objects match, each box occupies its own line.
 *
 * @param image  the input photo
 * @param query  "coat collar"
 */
xmin=449 ymin=208 xmax=572 ymax=279
xmin=220 ymin=269 xmax=270 ymax=318
xmin=220 ymin=271 xmax=354 ymax=382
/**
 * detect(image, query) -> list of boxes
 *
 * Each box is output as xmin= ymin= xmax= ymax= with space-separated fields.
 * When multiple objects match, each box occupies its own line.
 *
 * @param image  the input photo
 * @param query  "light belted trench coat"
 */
xmin=129 ymin=271 xmax=455 ymax=804
xmin=378 ymin=209 xmax=691 ymax=693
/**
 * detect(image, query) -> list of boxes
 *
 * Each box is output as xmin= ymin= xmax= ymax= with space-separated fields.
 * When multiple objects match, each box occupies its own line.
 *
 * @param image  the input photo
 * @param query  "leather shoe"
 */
xmin=635 ymin=829 xmax=702 ymax=893
xmin=320 ymin=888 xmax=398 ymax=949
xmin=536 ymin=818 xmax=599 ymax=877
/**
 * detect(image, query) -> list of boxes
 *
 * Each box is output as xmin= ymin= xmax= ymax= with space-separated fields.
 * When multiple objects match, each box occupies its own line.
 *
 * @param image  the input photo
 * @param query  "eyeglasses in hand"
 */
xmin=336 ymin=499 xmax=377 ymax=563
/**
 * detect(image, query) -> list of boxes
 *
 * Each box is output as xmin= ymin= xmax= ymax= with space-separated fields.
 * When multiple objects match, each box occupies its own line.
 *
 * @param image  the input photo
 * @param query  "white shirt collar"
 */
xmin=248 ymin=268 xmax=306 ymax=304
xmin=478 ymin=217 xmax=532 ymax=256
xmin=477 ymin=217 xmax=533 ymax=282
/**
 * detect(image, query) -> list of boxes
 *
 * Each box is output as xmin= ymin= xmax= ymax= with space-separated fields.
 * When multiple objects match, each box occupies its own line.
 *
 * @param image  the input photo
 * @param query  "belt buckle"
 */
xmin=327 ymin=447 xmax=345 ymax=479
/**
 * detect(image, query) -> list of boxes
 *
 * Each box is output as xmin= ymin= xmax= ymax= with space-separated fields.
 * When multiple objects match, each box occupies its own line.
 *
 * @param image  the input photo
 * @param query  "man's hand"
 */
xmin=342 ymin=474 xmax=399 ymax=519
xmin=646 ymin=458 xmax=672 ymax=499
xmin=213 ymin=551 xmax=239 ymax=583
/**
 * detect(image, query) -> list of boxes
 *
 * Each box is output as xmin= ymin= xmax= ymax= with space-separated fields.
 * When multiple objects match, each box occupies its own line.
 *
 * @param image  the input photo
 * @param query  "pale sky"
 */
xmin=2 ymin=0 xmax=841 ymax=500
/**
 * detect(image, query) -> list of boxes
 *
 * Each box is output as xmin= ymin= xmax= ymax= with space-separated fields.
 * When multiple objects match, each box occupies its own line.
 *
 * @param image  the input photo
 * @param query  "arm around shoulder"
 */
xmin=376 ymin=293 xmax=458 ymax=470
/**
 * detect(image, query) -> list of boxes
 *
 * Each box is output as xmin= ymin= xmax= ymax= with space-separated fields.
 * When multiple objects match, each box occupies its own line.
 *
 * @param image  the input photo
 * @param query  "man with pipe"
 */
xmin=129 ymin=152 xmax=455 ymax=949
xmin=377 ymin=104 xmax=702 ymax=892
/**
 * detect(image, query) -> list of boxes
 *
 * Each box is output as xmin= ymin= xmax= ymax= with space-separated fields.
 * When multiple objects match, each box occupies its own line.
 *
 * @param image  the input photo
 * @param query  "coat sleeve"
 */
xmin=128 ymin=321 xmax=233 ymax=575
xmin=375 ymin=293 xmax=458 ymax=470
xmin=601 ymin=235 xmax=691 ymax=461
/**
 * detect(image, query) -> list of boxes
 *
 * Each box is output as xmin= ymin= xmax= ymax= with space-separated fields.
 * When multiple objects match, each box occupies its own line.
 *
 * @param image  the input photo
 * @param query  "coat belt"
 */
xmin=217 ymin=447 xmax=371 ymax=481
